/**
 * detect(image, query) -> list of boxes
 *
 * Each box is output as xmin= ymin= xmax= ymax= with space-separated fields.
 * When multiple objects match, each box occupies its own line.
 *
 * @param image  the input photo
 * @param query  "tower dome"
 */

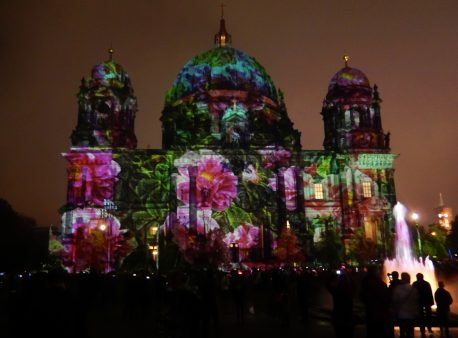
xmin=71 ymin=50 xmax=138 ymax=149
xmin=90 ymin=59 xmax=128 ymax=88
xmin=325 ymin=66 xmax=372 ymax=105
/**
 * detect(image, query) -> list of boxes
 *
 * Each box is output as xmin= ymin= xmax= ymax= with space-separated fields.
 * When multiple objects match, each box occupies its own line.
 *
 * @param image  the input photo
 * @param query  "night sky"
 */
xmin=0 ymin=0 xmax=456 ymax=227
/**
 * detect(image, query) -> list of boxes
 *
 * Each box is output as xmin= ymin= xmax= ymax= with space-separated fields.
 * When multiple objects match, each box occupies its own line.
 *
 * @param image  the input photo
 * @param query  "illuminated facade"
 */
xmin=57 ymin=18 xmax=397 ymax=272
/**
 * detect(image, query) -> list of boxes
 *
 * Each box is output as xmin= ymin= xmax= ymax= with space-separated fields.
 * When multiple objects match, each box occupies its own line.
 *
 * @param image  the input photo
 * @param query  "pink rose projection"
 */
xmin=59 ymin=208 xmax=134 ymax=273
xmin=259 ymin=145 xmax=291 ymax=170
xmin=64 ymin=152 xmax=121 ymax=207
xmin=169 ymin=206 xmax=220 ymax=234
xmin=224 ymin=222 xmax=260 ymax=249
xmin=176 ymin=154 xmax=237 ymax=212
xmin=64 ymin=207 xmax=121 ymax=236
xmin=165 ymin=211 xmax=228 ymax=266
xmin=268 ymin=167 xmax=297 ymax=211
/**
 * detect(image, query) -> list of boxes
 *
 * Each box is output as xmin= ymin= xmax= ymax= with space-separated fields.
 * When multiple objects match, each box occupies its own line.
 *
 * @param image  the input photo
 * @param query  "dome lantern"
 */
xmin=214 ymin=4 xmax=232 ymax=47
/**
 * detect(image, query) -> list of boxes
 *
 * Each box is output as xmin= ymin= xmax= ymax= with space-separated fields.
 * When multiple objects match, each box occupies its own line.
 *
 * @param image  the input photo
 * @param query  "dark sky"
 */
xmin=0 ymin=0 xmax=456 ymax=227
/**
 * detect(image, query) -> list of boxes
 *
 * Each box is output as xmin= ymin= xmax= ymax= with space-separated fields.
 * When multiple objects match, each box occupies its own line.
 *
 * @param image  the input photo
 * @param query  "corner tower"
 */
xmin=71 ymin=49 xmax=138 ymax=149
xmin=321 ymin=56 xmax=389 ymax=153
xmin=59 ymin=51 xmax=138 ymax=273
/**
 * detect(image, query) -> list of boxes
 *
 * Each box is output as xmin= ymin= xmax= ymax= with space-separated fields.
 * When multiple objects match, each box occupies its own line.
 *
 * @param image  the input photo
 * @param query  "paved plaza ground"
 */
xmin=83 ymin=276 xmax=458 ymax=338
xmin=86 ymin=299 xmax=458 ymax=338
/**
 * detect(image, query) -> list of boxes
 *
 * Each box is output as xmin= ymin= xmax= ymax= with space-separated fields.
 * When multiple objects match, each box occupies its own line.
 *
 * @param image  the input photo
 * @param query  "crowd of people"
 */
xmin=0 ymin=267 xmax=313 ymax=338
xmin=0 ymin=266 xmax=455 ymax=338
xmin=329 ymin=266 xmax=454 ymax=338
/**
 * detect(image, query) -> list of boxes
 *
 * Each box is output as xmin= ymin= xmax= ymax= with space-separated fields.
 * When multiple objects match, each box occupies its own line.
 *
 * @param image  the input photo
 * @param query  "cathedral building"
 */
xmin=57 ymin=17 xmax=397 ymax=272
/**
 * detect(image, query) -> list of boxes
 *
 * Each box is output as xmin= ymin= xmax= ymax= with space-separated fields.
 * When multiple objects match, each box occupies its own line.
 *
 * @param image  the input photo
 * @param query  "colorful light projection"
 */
xmin=60 ymin=208 xmax=135 ymax=273
xmin=166 ymin=151 xmax=244 ymax=265
xmin=58 ymin=24 xmax=398 ymax=271
xmin=72 ymin=59 xmax=138 ymax=149
xmin=301 ymin=152 xmax=395 ymax=246
xmin=158 ymin=148 xmax=300 ymax=266
xmin=175 ymin=152 xmax=238 ymax=211
xmin=268 ymin=167 xmax=297 ymax=211
xmin=64 ymin=151 xmax=120 ymax=207
xmin=59 ymin=145 xmax=395 ymax=270
xmin=165 ymin=47 xmax=278 ymax=104
xmin=161 ymin=45 xmax=301 ymax=150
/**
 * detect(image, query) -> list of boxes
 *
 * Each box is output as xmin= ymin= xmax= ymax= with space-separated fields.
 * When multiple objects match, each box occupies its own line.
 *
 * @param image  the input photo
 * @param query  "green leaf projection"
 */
xmin=58 ymin=28 xmax=398 ymax=271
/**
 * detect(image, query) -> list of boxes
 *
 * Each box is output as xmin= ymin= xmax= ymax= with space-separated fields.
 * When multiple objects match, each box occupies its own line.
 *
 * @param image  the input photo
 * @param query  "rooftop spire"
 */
xmin=439 ymin=192 xmax=445 ymax=207
xmin=214 ymin=3 xmax=232 ymax=47
xmin=343 ymin=54 xmax=350 ymax=68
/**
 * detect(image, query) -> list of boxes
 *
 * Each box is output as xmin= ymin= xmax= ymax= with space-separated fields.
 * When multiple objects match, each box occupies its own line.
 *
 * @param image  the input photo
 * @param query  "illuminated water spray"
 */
xmin=384 ymin=202 xmax=438 ymax=291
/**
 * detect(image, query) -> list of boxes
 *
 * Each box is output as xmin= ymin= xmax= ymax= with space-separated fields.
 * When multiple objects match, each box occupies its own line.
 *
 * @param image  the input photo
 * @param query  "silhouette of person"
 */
xmin=392 ymin=272 xmax=419 ymax=338
xmin=297 ymin=269 xmax=312 ymax=326
xmin=388 ymin=271 xmax=402 ymax=294
xmin=198 ymin=269 xmax=220 ymax=338
xmin=229 ymin=269 xmax=246 ymax=323
xmin=361 ymin=266 xmax=392 ymax=338
xmin=327 ymin=271 xmax=354 ymax=338
xmin=434 ymin=281 xmax=453 ymax=338
xmin=412 ymin=273 xmax=434 ymax=336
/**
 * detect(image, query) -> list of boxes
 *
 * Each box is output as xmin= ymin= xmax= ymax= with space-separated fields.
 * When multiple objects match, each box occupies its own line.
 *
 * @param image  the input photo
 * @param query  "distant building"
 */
xmin=435 ymin=193 xmax=453 ymax=232
xmin=57 ymin=16 xmax=398 ymax=272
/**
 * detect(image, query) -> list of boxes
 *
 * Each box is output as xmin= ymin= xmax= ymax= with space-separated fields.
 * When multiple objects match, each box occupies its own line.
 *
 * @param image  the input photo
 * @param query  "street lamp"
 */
xmin=411 ymin=212 xmax=422 ymax=258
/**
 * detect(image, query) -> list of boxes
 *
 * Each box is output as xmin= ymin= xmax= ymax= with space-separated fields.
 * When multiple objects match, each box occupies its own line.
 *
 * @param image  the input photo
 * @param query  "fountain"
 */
xmin=384 ymin=202 xmax=438 ymax=291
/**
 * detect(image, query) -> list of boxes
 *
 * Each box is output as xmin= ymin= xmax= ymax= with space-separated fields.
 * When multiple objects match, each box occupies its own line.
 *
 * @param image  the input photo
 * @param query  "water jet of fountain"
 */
xmin=384 ymin=202 xmax=438 ymax=291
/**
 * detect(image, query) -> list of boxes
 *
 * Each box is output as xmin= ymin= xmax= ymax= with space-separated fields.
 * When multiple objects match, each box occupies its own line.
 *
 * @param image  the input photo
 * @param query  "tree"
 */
xmin=421 ymin=224 xmax=448 ymax=259
xmin=273 ymin=225 xmax=304 ymax=265
xmin=0 ymin=199 xmax=48 ymax=271
xmin=348 ymin=227 xmax=377 ymax=265
xmin=312 ymin=215 xmax=344 ymax=268
xmin=446 ymin=215 xmax=458 ymax=254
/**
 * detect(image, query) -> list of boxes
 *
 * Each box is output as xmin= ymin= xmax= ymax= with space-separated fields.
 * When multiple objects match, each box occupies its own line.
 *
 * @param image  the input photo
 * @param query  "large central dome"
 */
xmin=165 ymin=46 xmax=278 ymax=104
xmin=161 ymin=17 xmax=301 ymax=150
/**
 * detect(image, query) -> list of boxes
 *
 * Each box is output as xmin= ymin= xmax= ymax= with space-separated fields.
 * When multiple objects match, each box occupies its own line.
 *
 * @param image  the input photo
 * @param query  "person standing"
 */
xmin=361 ymin=266 xmax=392 ymax=338
xmin=392 ymin=272 xmax=419 ymax=338
xmin=412 ymin=273 xmax=434 ymax=336
xmin=434 ymin=281 xmax=453 ymax=338
xmin=388 ymin=271 xmax=402 ymax=338
xmin=327 ymin=271 xmax=355 ymax=338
